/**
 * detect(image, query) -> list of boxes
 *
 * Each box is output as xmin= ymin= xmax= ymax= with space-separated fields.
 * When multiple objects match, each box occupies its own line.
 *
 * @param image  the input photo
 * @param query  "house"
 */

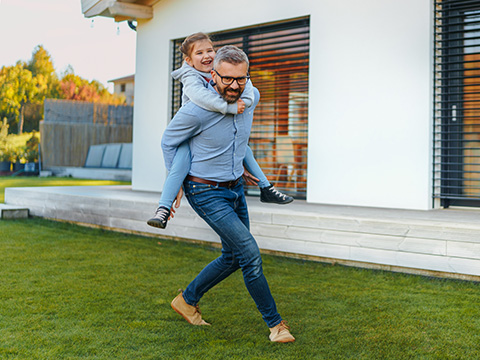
xmin=80 ymin=0 xmax=459 ymax=212
xmin=109 ymin=74 xmax=135 ymax=105
xmin=13 ymin=0 xmax=475 ymax=279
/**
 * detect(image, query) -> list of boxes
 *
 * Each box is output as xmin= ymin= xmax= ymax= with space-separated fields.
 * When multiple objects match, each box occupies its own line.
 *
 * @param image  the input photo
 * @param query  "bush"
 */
xmin=0 ymin=119 xmax=12 ymax=162
xmin=24 ymin=131 xmax=39 ymax=162
xmin=0 ymin=122 xmax=40 ymax=164
xmin=0 ymin=147 xmax=15 ymax=162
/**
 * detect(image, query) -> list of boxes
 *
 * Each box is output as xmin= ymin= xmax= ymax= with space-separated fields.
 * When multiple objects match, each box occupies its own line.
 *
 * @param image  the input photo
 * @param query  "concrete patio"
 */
xmin=5 ymin=185 xmax=480 ymax=281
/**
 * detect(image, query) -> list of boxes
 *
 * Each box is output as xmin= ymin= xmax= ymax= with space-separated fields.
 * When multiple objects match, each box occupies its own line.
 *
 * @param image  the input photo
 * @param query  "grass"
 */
xmin=1 ymin=218 xmax=480 ymax=359
xmin=0 ymin=176 xmax=130 ymax=203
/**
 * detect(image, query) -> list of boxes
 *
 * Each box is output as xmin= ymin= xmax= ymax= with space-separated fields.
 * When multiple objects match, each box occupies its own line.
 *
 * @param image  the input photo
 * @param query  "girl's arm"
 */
xmin=175 ymin=63 xmax=252 ymax=115
xmin=181 ymin=71 xmax=238 ymax=114
xmin=240 ymin=79 xmax=254 ymax=108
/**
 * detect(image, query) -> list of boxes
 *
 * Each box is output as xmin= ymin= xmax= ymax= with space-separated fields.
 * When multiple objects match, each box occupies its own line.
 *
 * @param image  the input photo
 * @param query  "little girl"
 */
xmin=147 ymin=32 xmax=293 ymax=229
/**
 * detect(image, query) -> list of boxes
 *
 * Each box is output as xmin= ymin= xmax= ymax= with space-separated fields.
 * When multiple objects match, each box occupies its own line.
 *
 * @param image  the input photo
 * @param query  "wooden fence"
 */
xmin=40 ymin=99 xmax=133 ymax=168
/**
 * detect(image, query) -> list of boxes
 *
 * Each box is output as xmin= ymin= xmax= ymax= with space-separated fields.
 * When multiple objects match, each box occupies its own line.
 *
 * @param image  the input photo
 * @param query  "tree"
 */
xmin=58 ymin=71 xmax=125 ymax=104
xmin=26 ymin=45 xmax=59 ymax=102
xmin=0 ymin=45 xmax=126 ymax=133
xmin=0 ymin=63 xmax=38 ymax=133
xmin=0 ymin=46 xmax=58 ymax=133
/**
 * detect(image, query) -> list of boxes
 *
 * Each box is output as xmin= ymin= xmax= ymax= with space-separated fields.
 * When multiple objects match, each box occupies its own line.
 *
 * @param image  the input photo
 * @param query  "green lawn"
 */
xmin=1 ymin=217 xmax=480 ymax=359
xmin=0 ymin=176 xmax=130 ymax=203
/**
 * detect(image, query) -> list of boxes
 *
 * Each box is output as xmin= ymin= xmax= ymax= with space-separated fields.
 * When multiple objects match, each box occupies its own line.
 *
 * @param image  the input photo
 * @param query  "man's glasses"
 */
xmin=214 ymin=70 xmax=250 ymax=86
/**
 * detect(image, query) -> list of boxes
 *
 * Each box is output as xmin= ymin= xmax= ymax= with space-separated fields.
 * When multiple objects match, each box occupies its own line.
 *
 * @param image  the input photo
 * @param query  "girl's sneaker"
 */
xmin=147 ymin=206 xmax=171 ymax=229
xmin=260 ymin=185 xmax=294 ymax=204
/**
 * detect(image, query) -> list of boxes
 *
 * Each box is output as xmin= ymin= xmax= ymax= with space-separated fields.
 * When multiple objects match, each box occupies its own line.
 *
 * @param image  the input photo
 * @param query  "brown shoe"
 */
xmin=269 ymin=320 xmax=295 ymax=343
xmin=171 ymin=291 xmax=210 ymax=326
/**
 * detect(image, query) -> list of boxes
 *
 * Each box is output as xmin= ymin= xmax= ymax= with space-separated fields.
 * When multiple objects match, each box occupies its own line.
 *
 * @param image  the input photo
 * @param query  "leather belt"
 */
xmin=186 ymin=175 xmax=241 ymax=188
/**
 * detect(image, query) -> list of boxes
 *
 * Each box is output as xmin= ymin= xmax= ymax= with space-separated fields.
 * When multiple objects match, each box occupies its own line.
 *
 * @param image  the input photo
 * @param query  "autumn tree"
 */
xmin=0 ymin=63 xmax=38 ymax=133
xmin=26 ymin=45 xmax=59 ymax=102
xmin=0 ymin=46 xmax=58 ymax=133
xmin=0 ymin=45 xmax=126 ymax=133
xmin=58 ymin=71 xmax=125 ymax=105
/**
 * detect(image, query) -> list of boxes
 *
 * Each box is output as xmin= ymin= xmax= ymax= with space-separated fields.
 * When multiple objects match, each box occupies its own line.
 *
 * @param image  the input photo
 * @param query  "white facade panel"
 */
xmin=131 ymin=0 xmax=432 ymax=210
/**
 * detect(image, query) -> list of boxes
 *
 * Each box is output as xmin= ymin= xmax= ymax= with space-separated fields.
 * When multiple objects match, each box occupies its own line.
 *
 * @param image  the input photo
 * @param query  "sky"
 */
xmin=0 ymin=0 xmax=137 ymax=90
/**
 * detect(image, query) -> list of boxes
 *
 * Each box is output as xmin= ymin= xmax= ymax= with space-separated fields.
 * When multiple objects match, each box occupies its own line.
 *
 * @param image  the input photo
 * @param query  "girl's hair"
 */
xmin=179 ymin=32 xmax=213 ymax=58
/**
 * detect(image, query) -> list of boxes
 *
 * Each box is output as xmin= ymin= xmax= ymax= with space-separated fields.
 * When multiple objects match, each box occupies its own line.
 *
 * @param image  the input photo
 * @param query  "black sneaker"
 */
xmin=260 ymin=185 xmax=294 ymax=204
xmin=147 ymin=206 xmax=171 ymax=229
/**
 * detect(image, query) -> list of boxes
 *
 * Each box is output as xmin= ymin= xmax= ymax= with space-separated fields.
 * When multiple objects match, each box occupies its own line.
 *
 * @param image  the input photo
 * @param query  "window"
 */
xmin=120 ymin=83 xmax=126 ymax=93
xmin=434 ymin=1 xmax=480 ymax=207
xmin=171 ymin=17 xmax=310 ymax=199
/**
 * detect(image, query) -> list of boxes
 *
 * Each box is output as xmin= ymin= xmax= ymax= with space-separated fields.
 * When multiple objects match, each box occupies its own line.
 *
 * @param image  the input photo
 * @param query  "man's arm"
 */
xmin=161 ymin=110 xmax=202 ymax=171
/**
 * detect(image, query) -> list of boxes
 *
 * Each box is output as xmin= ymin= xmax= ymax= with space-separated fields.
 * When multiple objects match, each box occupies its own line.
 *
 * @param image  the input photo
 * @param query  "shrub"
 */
xmin=24 ymin=131 xmax=39 ymax=162
xmin=0 ymin=127 xmax=40 ymax=164
xmin=0 ymin=119 xmax=12 ymax=162
xmin=0 ymin=147 xmax=15 ymax=162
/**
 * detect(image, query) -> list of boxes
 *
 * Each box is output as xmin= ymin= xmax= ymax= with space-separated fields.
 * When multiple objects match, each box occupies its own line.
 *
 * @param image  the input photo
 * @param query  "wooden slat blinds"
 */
xmin=171 ymin=17 xmax=310 ymax=199
xmin=434 ymin=0 xmax=480 ymax=207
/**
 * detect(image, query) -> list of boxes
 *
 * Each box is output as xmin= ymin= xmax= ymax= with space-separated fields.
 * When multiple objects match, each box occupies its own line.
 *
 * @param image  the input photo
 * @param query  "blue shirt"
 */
xmin=161 ymin=83 xmax=260 ymax=182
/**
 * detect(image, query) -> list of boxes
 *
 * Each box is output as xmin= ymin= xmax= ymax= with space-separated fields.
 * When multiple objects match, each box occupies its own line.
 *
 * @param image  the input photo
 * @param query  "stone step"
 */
xmin=0 ymin=204 xmax=29 ymax=219
xmin=5 ymin=185 xmax=480 ymax=280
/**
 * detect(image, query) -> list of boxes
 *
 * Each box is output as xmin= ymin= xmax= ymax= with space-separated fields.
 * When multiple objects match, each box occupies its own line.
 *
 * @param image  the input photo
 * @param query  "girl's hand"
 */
xmin=242 ymin=168 xmax=259 ymax=186
xmin=237 ymin=99 xmax=246 ymax=114
xmin=169 ymin=187 xmax=184 ymax=220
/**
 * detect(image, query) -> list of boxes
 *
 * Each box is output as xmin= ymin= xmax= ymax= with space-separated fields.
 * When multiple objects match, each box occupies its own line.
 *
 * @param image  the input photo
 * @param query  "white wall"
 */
xmin=113 ymin=81 xmax=134 ymax=105
xmin=132 ymin=0 xmax=433 ymax=210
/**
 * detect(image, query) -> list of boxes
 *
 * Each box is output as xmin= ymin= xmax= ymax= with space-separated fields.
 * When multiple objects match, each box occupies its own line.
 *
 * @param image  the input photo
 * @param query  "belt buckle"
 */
xmin=229 ymin=178 xmax=239 ymax=188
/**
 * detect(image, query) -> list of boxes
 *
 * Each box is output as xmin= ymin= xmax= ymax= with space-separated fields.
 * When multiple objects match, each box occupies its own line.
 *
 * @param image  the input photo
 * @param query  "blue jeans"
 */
xmin=182 ymin=179 xmax=282 ymax=328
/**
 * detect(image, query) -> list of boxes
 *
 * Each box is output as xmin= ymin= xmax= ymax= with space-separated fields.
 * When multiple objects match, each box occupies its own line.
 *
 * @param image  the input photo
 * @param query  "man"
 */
xmin=161 ymin=45 xmax=295 ymax=343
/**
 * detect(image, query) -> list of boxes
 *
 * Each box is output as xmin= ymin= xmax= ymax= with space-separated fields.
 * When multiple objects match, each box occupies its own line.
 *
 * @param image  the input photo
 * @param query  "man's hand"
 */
xmin=237 ymin=98 xmax=246 ymax=114
xmin=242 ymin=168 xmax=259 ymax=186
xmin=169 ymin=187 xmax=184 ymax=220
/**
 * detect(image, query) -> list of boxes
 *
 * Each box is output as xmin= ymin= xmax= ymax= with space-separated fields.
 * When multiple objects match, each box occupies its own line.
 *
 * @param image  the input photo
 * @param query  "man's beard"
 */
xmin=218 ymin=86 xmax=242 ymax=104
